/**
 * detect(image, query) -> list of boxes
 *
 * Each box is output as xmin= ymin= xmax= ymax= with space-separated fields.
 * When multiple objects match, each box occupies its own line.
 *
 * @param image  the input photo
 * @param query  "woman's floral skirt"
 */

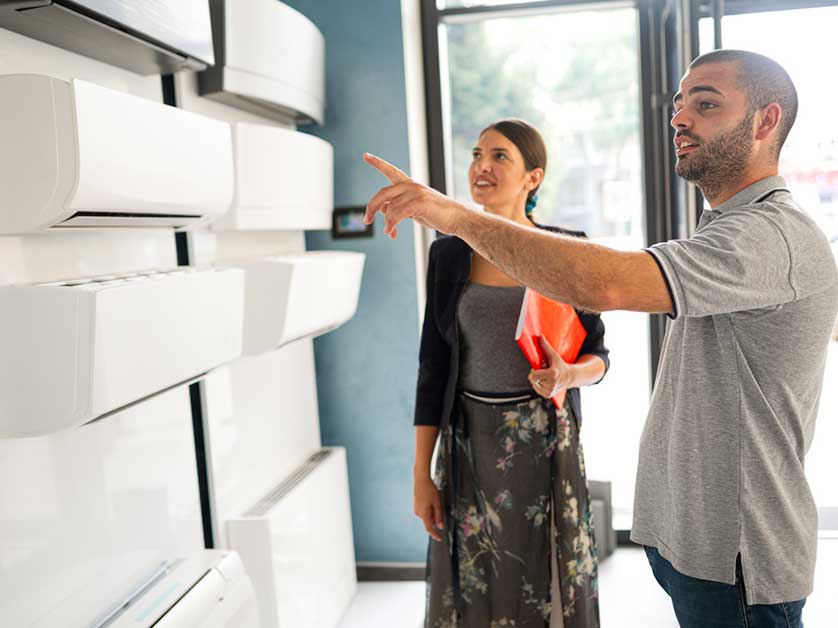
xmin=425 ymin=392 xmax=599 ymax=628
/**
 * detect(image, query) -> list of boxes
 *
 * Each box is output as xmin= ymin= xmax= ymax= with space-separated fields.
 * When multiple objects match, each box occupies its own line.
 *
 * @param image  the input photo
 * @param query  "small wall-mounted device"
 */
xmin=332 ymin=207 xmax=374 ymax=239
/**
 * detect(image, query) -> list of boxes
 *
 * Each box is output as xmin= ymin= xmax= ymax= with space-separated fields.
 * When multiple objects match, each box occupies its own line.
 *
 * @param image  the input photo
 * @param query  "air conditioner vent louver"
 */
xmin=245 ymin=449 xmax=334 ymax=517
xmin=58 ymin=211 xmax=203 ymax=229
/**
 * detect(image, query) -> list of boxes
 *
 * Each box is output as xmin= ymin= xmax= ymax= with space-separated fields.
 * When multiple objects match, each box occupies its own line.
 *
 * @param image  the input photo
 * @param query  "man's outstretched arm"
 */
xmin=456 ymin=209 xmax=672 ymax=313
xmin=364 ymin=153 xmax=673 ymax=314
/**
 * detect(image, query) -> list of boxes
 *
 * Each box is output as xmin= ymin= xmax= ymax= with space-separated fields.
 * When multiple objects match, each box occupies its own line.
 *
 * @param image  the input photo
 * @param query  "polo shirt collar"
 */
xmin=710 ymin=175 xmax=788 ymax=213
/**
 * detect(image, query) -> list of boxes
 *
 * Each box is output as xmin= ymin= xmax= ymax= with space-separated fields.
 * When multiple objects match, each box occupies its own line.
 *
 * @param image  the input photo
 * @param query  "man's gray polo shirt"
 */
xmin=631 ymin=176 xmax=838 ymax=605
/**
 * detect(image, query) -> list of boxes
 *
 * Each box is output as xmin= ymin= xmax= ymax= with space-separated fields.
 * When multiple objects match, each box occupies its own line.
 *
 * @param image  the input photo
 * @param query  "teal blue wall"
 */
xmin=285 ymin=0 xmax=426 ymax=562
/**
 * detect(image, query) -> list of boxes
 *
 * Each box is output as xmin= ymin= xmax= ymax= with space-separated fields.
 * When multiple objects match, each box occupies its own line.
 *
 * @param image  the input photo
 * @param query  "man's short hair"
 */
xmin=690 ymin=50 xmax=798 ymax=158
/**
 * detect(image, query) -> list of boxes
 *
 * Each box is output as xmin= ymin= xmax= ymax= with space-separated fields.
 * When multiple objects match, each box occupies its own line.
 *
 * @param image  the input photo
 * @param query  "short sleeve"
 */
xmin=646 ymin=209 xmax=795 ymax=319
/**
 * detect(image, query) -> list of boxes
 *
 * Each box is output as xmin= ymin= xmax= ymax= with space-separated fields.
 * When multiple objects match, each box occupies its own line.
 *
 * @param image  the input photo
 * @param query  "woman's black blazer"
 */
xmin=414 ymin=225 xmax=611 ymax=430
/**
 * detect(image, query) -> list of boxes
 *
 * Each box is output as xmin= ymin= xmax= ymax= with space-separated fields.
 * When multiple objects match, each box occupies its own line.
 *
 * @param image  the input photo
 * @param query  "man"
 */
xmin=363 ymin=50 xmax=838 ymax=627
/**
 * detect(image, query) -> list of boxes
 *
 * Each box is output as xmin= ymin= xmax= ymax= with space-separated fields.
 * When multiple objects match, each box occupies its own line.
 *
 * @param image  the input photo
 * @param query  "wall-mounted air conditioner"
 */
xmin=0 ymin=74 xmax=234 ymax=235
xmin=234 ymin=251 xmax=365 ymax=355
xmin=0 ymin=1 xmax=214 ymax=75
xmin=0 ymin=267 xmax=244 ymax=438
xmin=211 ymin=123 xmax=333 ymax=231
xmin=199 ymin=0 xmax=325 ymax=125
xmin=227 ymin=448 xmax=357 ymax=628
xmin=98 ymin=551 xmax=259 ymax=628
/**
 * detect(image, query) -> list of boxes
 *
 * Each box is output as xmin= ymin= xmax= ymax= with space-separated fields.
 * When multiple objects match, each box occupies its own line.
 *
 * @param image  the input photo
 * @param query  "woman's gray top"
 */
xmin=457 ymin=281 xmax=533 ymax=392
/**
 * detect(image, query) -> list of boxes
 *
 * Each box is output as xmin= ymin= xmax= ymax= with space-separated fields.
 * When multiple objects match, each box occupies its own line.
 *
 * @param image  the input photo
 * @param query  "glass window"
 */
xmin=441 ymin=6 xmax=648 ymax=527
xmin=700 ymin=6 xmax=838 ymax=529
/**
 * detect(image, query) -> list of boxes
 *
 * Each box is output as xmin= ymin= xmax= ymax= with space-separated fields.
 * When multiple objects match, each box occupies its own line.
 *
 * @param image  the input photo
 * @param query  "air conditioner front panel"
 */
xmin=238 ymin=252 xmax=365 ymax=355
xmin=0 ymin=287 xmax=92 ymax=437
xmin=0 ymin=74 xmax=77 ymax=233
xmin=0 ymin=268 xmax=245 ymax=438
xmin=90 ymin=269 xmax=245 ymax=418
xmin=225 ymin=0 xmax=324 ymax=123
xmin=200 ymin=0 xmax=325 ymax=125
xmin=213 ymin=123 xmax=333 ymax=231
xmin=69 ymin=78 xmax=234 ymax=218
xmin=281 ymin=252 xmax=365 ymax=345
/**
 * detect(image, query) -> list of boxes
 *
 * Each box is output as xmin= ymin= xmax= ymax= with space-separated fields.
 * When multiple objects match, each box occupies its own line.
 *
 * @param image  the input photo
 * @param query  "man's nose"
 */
xmin=670 ymin=106 xmax=690 ymax=130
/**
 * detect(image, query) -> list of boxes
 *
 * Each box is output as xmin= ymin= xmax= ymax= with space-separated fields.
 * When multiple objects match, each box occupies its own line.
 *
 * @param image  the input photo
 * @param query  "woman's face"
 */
xmin=468 ymin=129 xmax=536 ymax=210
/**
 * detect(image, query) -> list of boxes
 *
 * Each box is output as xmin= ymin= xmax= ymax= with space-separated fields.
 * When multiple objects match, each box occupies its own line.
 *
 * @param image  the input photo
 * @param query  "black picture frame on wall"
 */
xmin=332 ymin=206 xmax=374 ymax=239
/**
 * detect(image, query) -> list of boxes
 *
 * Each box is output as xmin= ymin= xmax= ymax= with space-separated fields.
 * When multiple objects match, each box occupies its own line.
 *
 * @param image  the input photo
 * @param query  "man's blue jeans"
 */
xmin=644 ymin=545 xmax=806 ymax=628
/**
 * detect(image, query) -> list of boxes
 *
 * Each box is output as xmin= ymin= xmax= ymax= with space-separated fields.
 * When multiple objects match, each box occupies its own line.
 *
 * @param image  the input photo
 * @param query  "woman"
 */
xmin=413 ymin=118 xmax=610 ymax=628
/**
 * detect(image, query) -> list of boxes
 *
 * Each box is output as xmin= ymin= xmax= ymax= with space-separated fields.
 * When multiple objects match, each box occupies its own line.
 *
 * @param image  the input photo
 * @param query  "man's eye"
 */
xmin=700 ymin=101 xmax=717 ymax=110
xmin=472 ymin=152 xmax=480 ymax=160
xmin=495 ymin=153 xmax=507 ymax=160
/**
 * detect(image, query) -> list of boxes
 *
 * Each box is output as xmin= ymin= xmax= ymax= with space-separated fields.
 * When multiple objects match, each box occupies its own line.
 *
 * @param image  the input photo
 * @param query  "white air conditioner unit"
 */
xmin=0 ymin=267 xmax=244 ymax=438
xmin=0 ymin=0 xmax=214 ymax=75
xmin=0 ymin=74 xmax=234 ymax=235
xmin=234 ymin=251 xmax=365 ymax=355
xmin=99 ymin=551 xmax=259 ymax=628
xmin=227 ymin=448 xmax=357 ymax=628
xmin=199 ymin=0 xmax=325 ymax=125
xmin=211 ymin=123 xmax=333 ymax=231
xmin=0 ymin=1 xmax=215 ymax=75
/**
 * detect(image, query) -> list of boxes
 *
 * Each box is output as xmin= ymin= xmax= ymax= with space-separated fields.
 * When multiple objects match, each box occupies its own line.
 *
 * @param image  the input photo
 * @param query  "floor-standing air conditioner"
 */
xmin=227 ymin=447 xmax=357 ymax=628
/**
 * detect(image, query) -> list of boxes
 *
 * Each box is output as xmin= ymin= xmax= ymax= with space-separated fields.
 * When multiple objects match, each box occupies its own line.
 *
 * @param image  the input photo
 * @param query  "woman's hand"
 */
xmin=414 ymin=474 xmax=445 ymax=542
xmin=528 ymin=336 xmax=575 ymax=398
xmin=363 ymin=153 xmax=465 ymax=239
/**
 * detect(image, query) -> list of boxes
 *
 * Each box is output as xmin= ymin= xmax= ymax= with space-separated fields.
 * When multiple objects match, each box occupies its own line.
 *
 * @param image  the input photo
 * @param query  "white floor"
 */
xmin=338 ymin=537 xmax=838 ymax=628
xmin=337 ymin=581 xmax=426 ymax=628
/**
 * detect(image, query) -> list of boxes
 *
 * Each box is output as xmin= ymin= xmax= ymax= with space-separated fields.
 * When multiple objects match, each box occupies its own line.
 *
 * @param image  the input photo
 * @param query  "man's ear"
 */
xmin=755 ymin=102 xmax=782 ymax=142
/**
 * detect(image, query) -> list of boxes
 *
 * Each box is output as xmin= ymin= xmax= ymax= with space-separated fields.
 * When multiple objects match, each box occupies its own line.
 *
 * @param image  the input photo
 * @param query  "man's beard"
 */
xmin=675 ymin=113 xmax=755 ymax=200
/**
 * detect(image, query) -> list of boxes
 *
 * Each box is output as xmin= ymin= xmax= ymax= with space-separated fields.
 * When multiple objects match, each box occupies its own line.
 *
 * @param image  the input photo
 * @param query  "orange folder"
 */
xmin=515 ymin=288 xmax=587 ymax=410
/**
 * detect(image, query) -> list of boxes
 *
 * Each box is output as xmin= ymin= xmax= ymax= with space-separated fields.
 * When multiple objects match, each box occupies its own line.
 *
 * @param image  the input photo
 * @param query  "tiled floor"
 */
xmin=339 ymin=537 xmax=838 ymax=627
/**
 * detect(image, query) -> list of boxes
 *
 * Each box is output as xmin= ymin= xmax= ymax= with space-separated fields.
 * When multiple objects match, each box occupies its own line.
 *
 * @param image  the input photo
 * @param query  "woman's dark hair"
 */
xmin=480 ymin=118 xmax=547 ymax=216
